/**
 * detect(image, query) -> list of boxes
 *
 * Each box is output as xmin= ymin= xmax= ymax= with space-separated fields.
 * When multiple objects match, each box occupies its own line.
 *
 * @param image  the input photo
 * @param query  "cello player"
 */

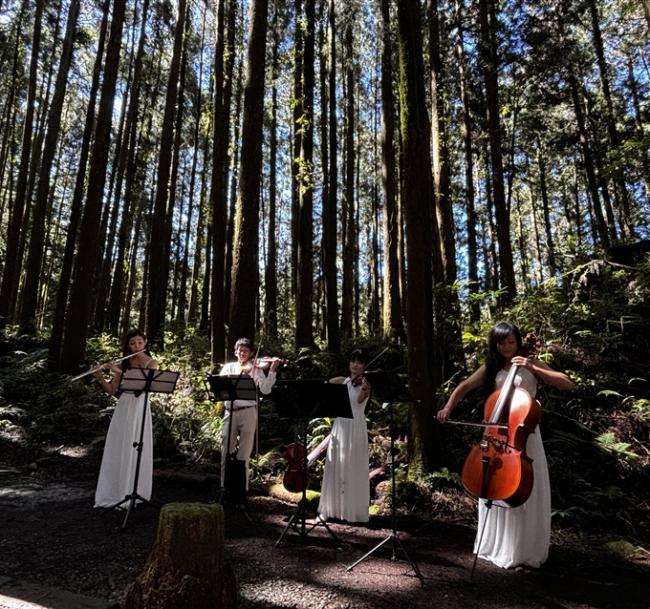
xmin=437 ymin=321 xmax=573 ymax=569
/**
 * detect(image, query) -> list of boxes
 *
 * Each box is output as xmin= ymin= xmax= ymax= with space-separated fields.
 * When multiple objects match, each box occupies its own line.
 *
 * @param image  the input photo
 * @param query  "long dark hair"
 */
xmin=482 ymin=321 xmax=523 ymax=396
xmin=121 ymin=329 xmax=151 ymax=371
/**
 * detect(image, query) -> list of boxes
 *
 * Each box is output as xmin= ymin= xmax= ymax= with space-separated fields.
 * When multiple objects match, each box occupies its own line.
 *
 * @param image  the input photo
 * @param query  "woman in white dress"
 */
xmin=93 ymin=329 xmax=158 ymax=508
xmin=437 ymin=322 xmax=573 ymax=568
xmin=318 ymin=350 xmax=371 ymax=523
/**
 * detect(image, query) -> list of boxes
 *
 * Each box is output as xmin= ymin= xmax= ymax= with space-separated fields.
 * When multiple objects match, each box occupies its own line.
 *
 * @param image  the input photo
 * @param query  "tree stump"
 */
xmin=123 ymin=503 xmax=237 ymax=609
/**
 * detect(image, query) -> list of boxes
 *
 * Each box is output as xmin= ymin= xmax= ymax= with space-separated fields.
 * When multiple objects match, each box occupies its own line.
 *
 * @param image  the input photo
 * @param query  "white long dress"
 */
xmin=318 ymin=379 xmax=369 ymax=523
xmin=94 ymin=392 xmax=153 ymax=508
xmin=474 ymin=367 xmax=551 ymax=568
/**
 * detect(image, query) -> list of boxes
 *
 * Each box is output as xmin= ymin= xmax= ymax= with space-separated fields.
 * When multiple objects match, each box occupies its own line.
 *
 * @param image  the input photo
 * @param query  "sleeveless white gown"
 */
xmin=318 ymin=379 xmax=369 ymax=523
xmin=474 ymin=367 xmax=551 ymax=568
xmin=94 ymin=392 xmax=153 ymax=508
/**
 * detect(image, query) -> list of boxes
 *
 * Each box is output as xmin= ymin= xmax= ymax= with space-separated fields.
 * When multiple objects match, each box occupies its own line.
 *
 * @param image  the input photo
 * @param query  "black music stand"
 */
xmin=104 ymin=368 xmax=179 ymax=530
xmin=346 ymin=370 xmax=424 ymax=586
xmin=206 ymin=374 xmax=257 ymax=510
xmin=272 ymin=378 xmax=352 ymax=547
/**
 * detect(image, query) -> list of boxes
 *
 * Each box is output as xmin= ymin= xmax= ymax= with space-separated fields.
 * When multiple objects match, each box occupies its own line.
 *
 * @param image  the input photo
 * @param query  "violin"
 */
xmin=461 ymin=358 xmax=541 ymax=507
xmin=241 ymin=356 xmax=287 ymax=373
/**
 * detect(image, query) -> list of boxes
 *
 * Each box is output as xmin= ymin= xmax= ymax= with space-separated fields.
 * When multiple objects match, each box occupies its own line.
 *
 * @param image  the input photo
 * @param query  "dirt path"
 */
xmin=0 ymin=445 xmax=648 ymax=609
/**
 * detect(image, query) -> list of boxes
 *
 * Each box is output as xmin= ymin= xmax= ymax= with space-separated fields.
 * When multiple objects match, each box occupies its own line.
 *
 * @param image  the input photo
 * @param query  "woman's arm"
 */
xmin=437 ymin=365 xmax=486 ymax=423
xmin=511 ymin=356 xmax=574 ymax=391
xmin=93 ymin=363 xmax=122 ymax=395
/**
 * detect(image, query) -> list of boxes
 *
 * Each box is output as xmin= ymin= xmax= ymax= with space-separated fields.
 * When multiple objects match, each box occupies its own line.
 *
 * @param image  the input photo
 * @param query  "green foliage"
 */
xmin=595 ymin=432 xmax=638 ymax=462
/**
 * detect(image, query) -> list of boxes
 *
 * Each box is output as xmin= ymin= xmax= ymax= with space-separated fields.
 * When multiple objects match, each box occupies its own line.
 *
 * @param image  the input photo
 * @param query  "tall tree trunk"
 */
xmin=396 ymin=0 xmax=438 ymax=474
xmin=567 ymin=68 xmax=609 ymax=247
xmin=145 ymin=0 xmax=187 ymax=346
xmin=228 ymin=0 xmax=269 ymax=347
xmin=379 ymin=0 xmax=403 ymax=342
xmin=177 ymin=8 xmax=208 ymax=330
xmin=515 ymin=192 xmax=529 ymax=288
xmin=455 ymin=0 xmax=479 ymax=324
xmin=266 ymin=6 xmax=279 ymax=340
xmin=626 ymin=54 xmax=650 ymax=204
xmin=588 ymin=0 xmax=633 ymax=239
xmin=0 ymin=0 xmax=44 ymax=328
xmin=210 ymin=0 xmax=237 ymax=365
xmin=60 ymin=0 xmax=126 ymax=373
xmin=295 ymin=0 xmax=315 ymax=348
xmin=291 ymin=0 xmax=303 ymax=299
xmin=427 ymin=0 xmax=455 ymax=284
xmin=19 ymin=0 xmax=80 ymax=334
xmin=479 ymin=0 xmax=516 ymax=300
xmin=107 ymin=0 xmax=151 ymax=334
xmin=340 ymin=14 xmax=355 ymax=339
xmin=537 ymin=143 xmax=558 ymax=277
xmin=48 ymin=0 xmax=109 ymax=369
xmin=322 ymin=0 xmax=340 ymax=352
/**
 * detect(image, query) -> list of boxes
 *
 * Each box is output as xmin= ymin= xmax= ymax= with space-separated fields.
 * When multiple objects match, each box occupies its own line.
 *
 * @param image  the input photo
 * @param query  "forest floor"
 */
xmin=0 ymin=435 xmax=649 ymax=609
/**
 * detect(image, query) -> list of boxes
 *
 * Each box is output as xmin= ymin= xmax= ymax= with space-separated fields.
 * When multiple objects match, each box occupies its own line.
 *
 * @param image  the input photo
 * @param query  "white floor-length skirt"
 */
xmin=94 ymin=392 xmax=153 ymax=508
xmin=474 ymin=427 xmax=551 ymax=568
xmin=318 ymin=382 xmax=369 ymax=523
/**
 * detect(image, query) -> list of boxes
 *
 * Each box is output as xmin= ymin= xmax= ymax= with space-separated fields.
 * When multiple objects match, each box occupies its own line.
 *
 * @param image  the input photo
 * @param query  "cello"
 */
xmin=460 ymin=361 xmax=542 ymax=507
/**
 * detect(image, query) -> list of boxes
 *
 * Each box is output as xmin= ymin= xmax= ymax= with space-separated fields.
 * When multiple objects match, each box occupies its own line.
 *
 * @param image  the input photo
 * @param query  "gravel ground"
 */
xmin=0 ymin=440 xmax=648 ymax=609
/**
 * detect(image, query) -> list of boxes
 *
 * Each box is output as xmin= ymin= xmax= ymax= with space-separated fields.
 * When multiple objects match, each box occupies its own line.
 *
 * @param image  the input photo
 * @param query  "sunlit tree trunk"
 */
xmin=322 ymin=0 xmax=340 ymax=352
xmin=228 ymin=0 xmax=269 ymax=347
xmin=340 ymin=13 xmax=355 ymax=339
xmin=396 ymin=0 xmax=438 ymax=474
xmin=296 ymin=0 xmax=315 ymax=348
xmin=291 ymin=0 xmax=303 ymax=299
xmin=266 ymin=4 xmax=279 ymax=340
xmin=378 ymin=0 xmax=403 ymax=343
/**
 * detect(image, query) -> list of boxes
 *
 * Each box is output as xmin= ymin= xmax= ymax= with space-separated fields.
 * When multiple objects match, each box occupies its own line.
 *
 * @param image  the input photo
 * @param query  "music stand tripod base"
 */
xmin=271 ymin=379 xmax=351 ymax=548
xmin=345 ymin=380 xmax=425 ymax=588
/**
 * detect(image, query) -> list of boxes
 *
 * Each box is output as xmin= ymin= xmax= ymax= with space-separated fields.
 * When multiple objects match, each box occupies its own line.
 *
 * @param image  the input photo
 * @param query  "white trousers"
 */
xmin=220 ymin=406 xmax=257 ymax=489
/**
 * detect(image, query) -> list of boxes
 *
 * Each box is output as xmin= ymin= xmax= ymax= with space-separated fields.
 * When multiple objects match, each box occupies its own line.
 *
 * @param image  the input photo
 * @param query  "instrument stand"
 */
xmin=271 ymin=378 xmax=352 ymax=548
xmin=275 ymin=414 xmax=341 ymax=548
xmin=206 ymin=374 xmax=258 ymax=522
xmin=103 ymin=368 xmax=179 ymax=530
xmin=346 ymin=370 xmax=424 ymax=587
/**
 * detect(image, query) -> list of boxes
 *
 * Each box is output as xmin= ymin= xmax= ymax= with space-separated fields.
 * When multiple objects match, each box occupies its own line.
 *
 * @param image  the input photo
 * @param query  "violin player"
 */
xmin=219 ymin=337 xmax=280 ymax=503
xmin=318 ymin=349 xmax=372 ymax=523
xmin=437 ymin=321 xmax=573 ymax=569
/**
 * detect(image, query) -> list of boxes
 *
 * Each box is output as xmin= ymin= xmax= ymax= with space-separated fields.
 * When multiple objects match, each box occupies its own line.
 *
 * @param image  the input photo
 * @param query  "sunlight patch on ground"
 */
xmin=0 ymin=483 xmax=91 ymax=506
xmin=0 ymin=581 xmax=109 ymax=609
